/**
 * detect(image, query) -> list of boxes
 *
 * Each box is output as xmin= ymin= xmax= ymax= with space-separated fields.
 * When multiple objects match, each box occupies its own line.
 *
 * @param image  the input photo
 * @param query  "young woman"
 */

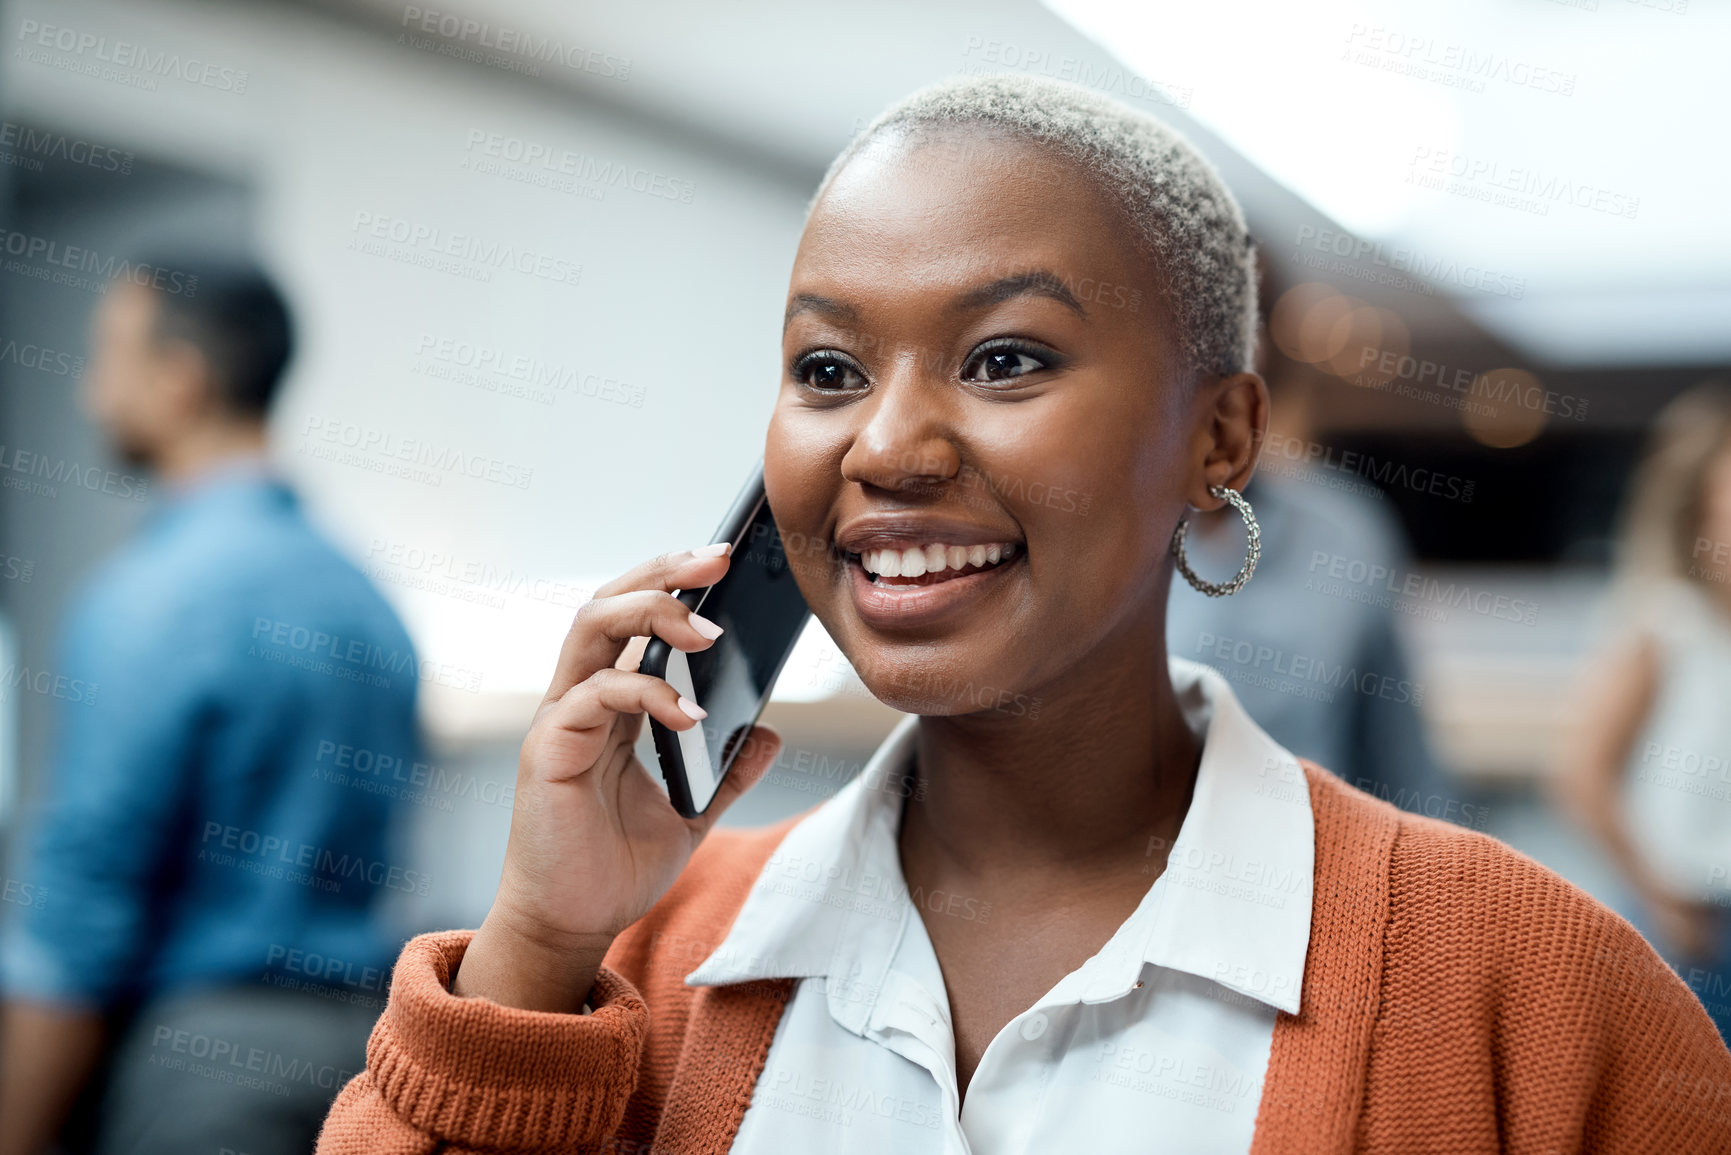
xmin=1557 ymin=384 xmax=1731 ymax=1043
xmin=319 ymin=76 xmax=1731 ymax=1154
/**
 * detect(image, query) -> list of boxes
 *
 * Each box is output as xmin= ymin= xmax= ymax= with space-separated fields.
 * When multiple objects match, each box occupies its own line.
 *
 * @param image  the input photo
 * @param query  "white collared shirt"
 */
xmin=685 ymin=658 xmax=1315 ymax=1154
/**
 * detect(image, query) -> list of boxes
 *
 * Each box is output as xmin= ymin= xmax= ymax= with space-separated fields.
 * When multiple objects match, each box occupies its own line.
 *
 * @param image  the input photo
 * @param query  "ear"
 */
xmin=150 ymin=335 xmax=219 ymax=421
xmin=1184 ymin=372 xmax=1268 ymax=511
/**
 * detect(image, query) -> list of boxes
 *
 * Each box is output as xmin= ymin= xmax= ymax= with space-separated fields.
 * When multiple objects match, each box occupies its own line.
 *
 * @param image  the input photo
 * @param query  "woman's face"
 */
xmin=765 ymin=127 xmax=1212 ymax=716
xmin=1700 ymin=440 xmax=1731 ymax=566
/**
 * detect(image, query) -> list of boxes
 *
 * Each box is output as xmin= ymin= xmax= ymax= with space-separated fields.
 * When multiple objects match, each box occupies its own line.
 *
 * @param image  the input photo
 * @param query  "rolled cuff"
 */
xmin=0 ymin=924 xmax=109 ymax=1007
xmin=365 ymin=929 xmax=647 ymax=1151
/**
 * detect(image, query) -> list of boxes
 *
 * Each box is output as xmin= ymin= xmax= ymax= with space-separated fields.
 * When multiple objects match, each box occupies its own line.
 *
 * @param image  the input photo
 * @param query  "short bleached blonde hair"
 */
xmin=812 ymin=74 xmax=1258 ymax=384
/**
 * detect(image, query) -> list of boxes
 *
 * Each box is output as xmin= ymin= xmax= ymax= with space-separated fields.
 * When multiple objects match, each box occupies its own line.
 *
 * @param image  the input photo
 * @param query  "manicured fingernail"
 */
xmin=677 ymin=696 xmax=707 ymax=720
xmin=688 ymin=613 xmax=724 ymax=640
xmin=691 ymin=542 xmax=730 ymax=558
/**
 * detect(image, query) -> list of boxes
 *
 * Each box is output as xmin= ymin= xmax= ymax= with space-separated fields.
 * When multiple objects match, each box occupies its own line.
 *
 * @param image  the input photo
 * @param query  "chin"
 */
xmin=104 ymin=430 xmax=157 ymax=471
xmin=843 ymin=641 xmax=1044 ymax=722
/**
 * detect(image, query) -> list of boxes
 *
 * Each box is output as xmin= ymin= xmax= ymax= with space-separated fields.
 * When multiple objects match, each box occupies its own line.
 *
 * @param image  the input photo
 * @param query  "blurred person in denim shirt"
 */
xmin=0 ymin=257 xmax=421 ymax=1155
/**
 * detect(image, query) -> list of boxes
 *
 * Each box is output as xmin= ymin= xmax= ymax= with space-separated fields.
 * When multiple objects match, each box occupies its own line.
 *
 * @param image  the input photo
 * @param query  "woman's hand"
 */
xmin=452 ymin=545 xmax=782 ymax=1013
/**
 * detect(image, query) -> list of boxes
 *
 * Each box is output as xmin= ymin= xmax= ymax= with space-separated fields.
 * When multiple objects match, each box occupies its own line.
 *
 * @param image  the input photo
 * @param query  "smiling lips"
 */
xmin=858 ymin=541 xmax=1019 ymax=587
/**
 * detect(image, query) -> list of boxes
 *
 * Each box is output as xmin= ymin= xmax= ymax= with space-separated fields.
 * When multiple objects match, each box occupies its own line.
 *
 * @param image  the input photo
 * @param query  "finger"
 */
xmin=545 ymin=585 xmax=726 ymax=707
xmin=592 ymin=545 xmax=732 ymax=602
xmin=615 ymin=634 xmax=650 ymax=673
xmin=532 ymin=668 xmax=706 ymax=779
xmin=688 ymin=724 xmax=781 ymax=835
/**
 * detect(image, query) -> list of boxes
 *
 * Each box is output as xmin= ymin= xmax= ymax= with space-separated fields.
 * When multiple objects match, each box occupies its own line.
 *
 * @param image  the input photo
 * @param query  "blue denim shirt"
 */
xmin=1 ymin=468 xmax=421 ymax=1006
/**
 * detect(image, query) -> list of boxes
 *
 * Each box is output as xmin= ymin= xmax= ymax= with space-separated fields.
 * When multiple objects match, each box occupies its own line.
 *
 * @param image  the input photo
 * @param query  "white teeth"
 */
xmin=857 ymin=541 xmax=1021 ymax=578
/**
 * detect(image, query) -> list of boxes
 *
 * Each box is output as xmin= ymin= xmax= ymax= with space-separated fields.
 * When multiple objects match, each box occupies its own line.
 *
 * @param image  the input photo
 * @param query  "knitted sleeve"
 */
xmin=315 ymin=930 xmax=649 ymax=1155
xmin=1366 ymin=814 xmax=1731 ymax=1154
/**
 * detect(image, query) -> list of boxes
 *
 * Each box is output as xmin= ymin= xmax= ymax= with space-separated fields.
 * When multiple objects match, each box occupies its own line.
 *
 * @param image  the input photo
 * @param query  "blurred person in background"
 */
xmin=0 ymin=258 xmax=421 ymax=1155
xmin=1168 ymin=337 xmax=1451 ymax=821
xmin=1556 ymin=382 xmax=1731 ymax=1042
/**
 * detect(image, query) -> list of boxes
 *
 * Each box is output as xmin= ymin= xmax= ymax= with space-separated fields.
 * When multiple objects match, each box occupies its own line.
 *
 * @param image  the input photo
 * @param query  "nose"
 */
xmin=838 ymin=367 xmax=962 ymax=494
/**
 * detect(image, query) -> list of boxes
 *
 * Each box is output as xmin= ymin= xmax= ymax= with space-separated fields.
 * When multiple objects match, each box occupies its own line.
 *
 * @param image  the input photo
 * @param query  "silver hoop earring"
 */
xmin=1171 ymin=484 xmax=1261 ymax=597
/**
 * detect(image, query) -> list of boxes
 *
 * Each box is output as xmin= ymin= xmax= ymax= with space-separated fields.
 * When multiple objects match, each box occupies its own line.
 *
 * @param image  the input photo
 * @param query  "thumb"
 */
xmin=693 ymin=723 xmax=781 ymax=830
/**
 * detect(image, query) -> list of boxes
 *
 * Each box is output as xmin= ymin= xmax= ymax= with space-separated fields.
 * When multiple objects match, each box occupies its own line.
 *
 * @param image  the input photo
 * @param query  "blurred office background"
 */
xmin=1 ymin=0 xmax=1725 ymax=947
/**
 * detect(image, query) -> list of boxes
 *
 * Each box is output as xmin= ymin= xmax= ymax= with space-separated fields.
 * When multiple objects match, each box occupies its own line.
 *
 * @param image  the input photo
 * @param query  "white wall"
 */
xmin=4 ymin=0 xmax=814 ymax=714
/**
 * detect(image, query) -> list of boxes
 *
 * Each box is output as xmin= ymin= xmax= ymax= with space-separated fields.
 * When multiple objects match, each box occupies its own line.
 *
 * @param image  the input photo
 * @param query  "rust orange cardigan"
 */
xmin=317 ymin=765 xmax=1731 ymax=1154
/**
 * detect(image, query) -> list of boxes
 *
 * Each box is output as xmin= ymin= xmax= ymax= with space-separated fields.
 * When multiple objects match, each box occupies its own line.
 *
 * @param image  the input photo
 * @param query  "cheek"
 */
xmin=763 ymin=407 xmax=847 ymax=546
xmin=984 ymin=394 xmax=1175 ymax=537
xmin=1707 ymin=465 xmax=1731 ymax=537
xmin=763 ymin=411 xmax=814 ymax=511
xmin=1705 ymin=495 xmax=1731 ymax=545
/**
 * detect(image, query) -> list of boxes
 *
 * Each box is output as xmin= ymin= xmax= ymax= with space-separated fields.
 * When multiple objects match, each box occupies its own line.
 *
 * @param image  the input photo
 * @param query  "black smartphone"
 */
xmin=639 ymin=464 xmax=812 ymax=818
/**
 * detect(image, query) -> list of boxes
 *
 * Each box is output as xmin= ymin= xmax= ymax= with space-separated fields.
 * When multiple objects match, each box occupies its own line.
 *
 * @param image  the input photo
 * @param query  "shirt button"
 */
xmin=1020 ymin=1012 xmax=1048 ymax=1041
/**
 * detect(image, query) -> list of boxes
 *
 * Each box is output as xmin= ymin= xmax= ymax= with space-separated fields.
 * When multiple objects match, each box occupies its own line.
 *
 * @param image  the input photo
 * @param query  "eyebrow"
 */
xmin=783 ymin=293 xmax=859 ymax=329
xmin=953 ymin=270 xmax=1087 ymax=318
xmin=784 ymin=269 xmax=1088 ymax=332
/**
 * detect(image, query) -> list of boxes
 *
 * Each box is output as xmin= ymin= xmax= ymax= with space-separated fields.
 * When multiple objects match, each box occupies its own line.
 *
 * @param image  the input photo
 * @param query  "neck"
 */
xmin=152 ymin=421 xmax=269 ymax=487
xmin=898 ymin=593 xmax=1200 ymax=885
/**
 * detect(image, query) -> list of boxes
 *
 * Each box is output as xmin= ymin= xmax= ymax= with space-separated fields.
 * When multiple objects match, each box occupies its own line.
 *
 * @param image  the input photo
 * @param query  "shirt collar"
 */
xmin=684 ymin=657 xmax=1314 ymax=1018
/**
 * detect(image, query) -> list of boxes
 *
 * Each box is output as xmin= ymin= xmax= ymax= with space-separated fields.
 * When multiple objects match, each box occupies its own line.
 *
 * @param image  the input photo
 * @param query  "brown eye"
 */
xmin=961 ymin=341 xmax=1052 ymax=384
xmin=793 ymin=351 xmax=868 ymax=393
